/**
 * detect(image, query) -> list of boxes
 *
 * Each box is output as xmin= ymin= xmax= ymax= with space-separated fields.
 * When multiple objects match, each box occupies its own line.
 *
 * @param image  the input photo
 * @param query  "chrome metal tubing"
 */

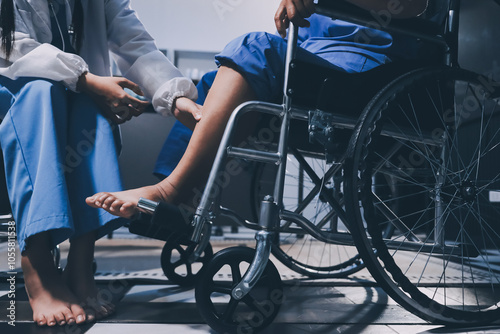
xmin=189 ymin=223 xmax=212 ymax=263
xmin=258 ymin=196 xmax=279 ymax=230
xmin=289 ymin=107 xmax=360 ymax=130
xmin=232 ymin=231 xmax=274 ymax=300
xmin=446 ymin=0 xmax=460 ymax=67
xmin=280 ymin=210 xmax=356 ymax=245
xmin=227 ymin=147 xmax=281 ymax=165
xmin=289 ymin=149 xmax=349 ymax=225
xmin=384 ymin=239 xmax=478 ymax=257
xmin=219 ymin=206 xmax=261 ymax=231
xmin=192 ymin=101 xmax=283 ymax=242
xmin=280 ymin=209 xmax=477 ymax=256
xmin=273 ymin=23 xmax=299 ymax=206
xmin=289 ymin=106 xmax=309 ymax=120
xmin=137 ymin=197 xmax=159 ymax=215
xmin=190 ymin=214 xmax=206 ymax=244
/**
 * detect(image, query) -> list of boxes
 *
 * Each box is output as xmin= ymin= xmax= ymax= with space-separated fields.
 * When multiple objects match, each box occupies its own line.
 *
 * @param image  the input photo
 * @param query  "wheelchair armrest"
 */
xmin=315 ymin=1 xmax=444 ymax=45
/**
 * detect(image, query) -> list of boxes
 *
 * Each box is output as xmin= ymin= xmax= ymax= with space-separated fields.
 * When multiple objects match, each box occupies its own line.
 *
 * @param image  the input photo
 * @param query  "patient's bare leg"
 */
xmin=86 ymin=66 xmax=257 ymax=218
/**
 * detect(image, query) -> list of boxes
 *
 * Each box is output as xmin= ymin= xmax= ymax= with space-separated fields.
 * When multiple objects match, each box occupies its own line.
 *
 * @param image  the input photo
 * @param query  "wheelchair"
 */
xmin=134 ymin=0 xmax=500 ymax=332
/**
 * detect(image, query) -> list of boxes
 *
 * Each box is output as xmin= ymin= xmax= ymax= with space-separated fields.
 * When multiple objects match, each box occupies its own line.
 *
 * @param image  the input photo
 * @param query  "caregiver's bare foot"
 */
xmin=63 ymin=264 xmax=114 ymax=321
xmin=22 ymin=245 xmax=87 ymax=326
xmin=86 ymin=184 xmax=175 ymax=218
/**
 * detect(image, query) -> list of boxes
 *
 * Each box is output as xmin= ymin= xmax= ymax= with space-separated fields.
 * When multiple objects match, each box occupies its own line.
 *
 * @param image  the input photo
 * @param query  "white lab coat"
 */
xmin=0 ymin=0 xmax=197 ymax=116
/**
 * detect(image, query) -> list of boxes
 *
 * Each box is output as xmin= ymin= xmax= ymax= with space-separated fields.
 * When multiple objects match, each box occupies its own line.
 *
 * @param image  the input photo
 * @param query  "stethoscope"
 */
xmin=48 ymin=0 xmax=73 ymax=52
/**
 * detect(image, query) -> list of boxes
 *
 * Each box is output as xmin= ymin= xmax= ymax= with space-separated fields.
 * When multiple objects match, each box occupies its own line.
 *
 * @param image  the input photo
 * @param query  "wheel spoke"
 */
xmin=212 ymin=282 xmax=233 ymax=295
xmin=231 ymin=263 xmax=242 ymax=283
xmin=186 ymin=263 xmax=193 ymax=276
xmin=176 ymin=246 xmax=186 ymax=258
xmin=172 ymin=259 xmax=184 ymax=268
xmin=222 ymin=298 xmax=240 ymax=322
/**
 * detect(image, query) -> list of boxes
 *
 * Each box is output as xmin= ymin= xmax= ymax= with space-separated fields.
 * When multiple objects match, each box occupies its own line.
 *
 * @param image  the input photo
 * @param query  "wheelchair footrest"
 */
xmin=129 ymin=201 xmax=194 ymax=245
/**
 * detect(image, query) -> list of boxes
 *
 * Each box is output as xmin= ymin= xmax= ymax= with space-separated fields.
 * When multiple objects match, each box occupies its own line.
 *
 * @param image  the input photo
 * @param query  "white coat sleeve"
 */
xmin=0 ymin=7 xmax=89 ymax=91
xmin=105 ymin=0 xmax=197 ymax=116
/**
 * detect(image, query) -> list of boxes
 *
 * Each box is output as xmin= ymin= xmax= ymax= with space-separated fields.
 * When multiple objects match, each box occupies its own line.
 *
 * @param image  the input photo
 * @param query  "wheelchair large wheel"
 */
xmin=251 ymin=148 xmax=368 ymax=278
xmin=345 ymin=67 xmax=500 ymax=324
xmin=195 ymin=246 xmax=283 ymax=334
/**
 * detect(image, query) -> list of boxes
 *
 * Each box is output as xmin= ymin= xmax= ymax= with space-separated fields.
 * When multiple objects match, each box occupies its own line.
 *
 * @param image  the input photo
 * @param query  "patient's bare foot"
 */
xmin=86 ymin=184 xmax=175 ymax=218
xmin=22 ymin=241 xmax=87 ymax=326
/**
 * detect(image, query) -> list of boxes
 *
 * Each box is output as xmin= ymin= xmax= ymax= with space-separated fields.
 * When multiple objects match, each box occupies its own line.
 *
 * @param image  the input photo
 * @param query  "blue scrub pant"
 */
xmin=215 ymin=31 xmax=389 ymax=102
xmin=0 ymin=77 xmax=126 ymax=252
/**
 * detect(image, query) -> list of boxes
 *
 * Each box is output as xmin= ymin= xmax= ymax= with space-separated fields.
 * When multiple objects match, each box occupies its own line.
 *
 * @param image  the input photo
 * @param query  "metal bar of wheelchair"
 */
xmin=383 ymin=238 xmax=479 ymax=257
xmin=220 ymin=201 xmax=479 ymax=257
xmin=288 ymin=147 xmax=349 ymax=224
xmin=280 ymin=210 xmax=356 ymax=245
xmin=227 ymin=147 xmax=280 ymax=165
xmin=219 ymin=203 xmax=344 ymax=237
xmin=291 ymin=107 xmax=440 ymax=146
xmin=230 ymin=24 xmax=301 ymax=301
xmin=280 ymin=209 xmax=479 ymax=257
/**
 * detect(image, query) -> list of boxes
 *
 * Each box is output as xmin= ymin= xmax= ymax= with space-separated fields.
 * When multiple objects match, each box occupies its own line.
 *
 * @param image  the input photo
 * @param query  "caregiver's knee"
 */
xmin=22 ymin=78 xmax=66 ymax=97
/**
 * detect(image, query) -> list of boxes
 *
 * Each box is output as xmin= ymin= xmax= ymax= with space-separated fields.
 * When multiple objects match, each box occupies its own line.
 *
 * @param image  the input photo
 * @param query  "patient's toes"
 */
xmin=54 ymin=312 xmax=66 ymax=326
xmin=102 ymin=196 xmax=117 ymax=209
xmin=92 ymin=193 xmax=111 ymax=207
xmin=35 ymin=314 xmax=47 ymax=326
xmin=96 ymin=193 xmax=111 ymax=205
xmin=85 ymin=195 xmax=99 ymax=207
xmin=45 ymin=313 xmax=57 ymax=327
xmin=70 ymin=305 xmax=86 ymax=324
xmin=110 ymin=200 xmax=125 ymax=212
xmin=86 ymin=192 xmax=109 ymax=207
xmin=62 ymin=309 xmax=75 ymax=324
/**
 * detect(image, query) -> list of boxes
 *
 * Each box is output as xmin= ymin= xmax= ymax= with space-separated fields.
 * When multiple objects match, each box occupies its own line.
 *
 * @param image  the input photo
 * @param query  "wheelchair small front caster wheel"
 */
xmin=161 ymin=240 xmax=213 ymax=287
xmin=195 ymin=246 xmax=283 ymax=334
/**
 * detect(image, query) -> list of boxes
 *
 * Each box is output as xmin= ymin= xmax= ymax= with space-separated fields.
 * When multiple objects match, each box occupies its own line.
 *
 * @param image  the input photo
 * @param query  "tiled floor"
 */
xmin=1 ymin=227 xmax=500 ymax=334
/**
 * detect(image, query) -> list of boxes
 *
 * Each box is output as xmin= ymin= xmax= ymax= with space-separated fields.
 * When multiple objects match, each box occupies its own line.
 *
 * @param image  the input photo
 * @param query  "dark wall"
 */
xmin=459 ymin=1 xmax=500 ymax=80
